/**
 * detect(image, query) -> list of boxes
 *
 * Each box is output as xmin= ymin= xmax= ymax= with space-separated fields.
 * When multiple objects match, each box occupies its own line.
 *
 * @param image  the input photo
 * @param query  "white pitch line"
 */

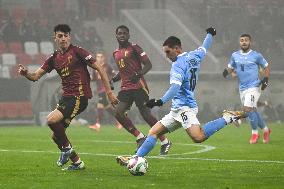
xmin=89 ymin=140 xmax=216 ymax=156
xmin=0 ymin=148 xmax=284 ymax=164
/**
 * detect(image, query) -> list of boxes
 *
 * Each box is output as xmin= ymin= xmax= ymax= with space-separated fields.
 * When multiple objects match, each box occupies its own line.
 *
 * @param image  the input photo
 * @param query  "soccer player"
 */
xmin=111 ymin=25 xmax=172 ymax=155
xmin=116 ymin=27 xmax=246 ymax=165
xmin=222 ymin=34 xmax=271 ymax=144
xmin=89 ymin=51 xmax=122 ymax=131
xmin=18 ymin=24 xmax=118 ymax=170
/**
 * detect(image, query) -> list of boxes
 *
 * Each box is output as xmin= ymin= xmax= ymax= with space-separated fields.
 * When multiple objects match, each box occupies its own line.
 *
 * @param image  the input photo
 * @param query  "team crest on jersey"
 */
xmin=124 ymin=51 xmax=128 ymax=57
xmin=187 ymin=58 xmax=198 ymax=67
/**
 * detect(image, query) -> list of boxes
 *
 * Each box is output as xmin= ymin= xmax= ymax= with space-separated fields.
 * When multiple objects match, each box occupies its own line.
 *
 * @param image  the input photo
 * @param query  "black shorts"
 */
xmin=117 ymin=88 xmax=149 ymax=109
xmin=57 ymin=96 xmax=88 ymax=127
xmin=98 ymin=92 xmax=109 ymax=107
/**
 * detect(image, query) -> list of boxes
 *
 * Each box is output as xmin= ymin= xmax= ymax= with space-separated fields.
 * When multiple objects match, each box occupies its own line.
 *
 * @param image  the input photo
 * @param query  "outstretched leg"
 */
xmin=138 ymin=105 xmax=172 ymax=155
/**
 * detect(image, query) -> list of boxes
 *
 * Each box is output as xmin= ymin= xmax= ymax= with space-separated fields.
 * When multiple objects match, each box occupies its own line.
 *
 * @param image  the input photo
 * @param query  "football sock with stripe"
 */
xmin=247 ymin=111 xmax=258 ymax=130
xmin=256 ymin=111 xmax=266 ymax=129
xmin=136 ymin=135 xmax=157 ymax=157
xmin=203 ymin=118 xmax=227 ymax=138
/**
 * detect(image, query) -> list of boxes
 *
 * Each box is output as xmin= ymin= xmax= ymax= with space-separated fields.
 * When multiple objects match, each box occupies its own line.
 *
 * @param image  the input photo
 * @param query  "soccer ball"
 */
xmin=127 ymin=156 xmax=148 ymax=176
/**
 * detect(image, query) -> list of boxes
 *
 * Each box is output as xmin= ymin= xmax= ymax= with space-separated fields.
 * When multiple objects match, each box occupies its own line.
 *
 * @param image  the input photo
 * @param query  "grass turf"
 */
xmin=0 ymin=123 xmax=283 ymax=189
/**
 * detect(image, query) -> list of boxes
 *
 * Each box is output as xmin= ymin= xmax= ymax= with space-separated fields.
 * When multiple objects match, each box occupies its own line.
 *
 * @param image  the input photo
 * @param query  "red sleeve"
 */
xmin=132 ymin=44 xmax=149 ymax=62
xmin=75 ymin=46 xmax=96 ymax=64
xmin=40 ymin=54 xmax=54 ymax=73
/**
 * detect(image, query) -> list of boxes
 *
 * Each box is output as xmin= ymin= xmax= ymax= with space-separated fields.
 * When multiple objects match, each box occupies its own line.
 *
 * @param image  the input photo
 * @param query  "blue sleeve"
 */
xmin=193 ymin=34 xmax=213 ymax=61
xmin=160 ymin=83 xmax=181 ymax=104
xmin=228 ymin=54 xmax=236 ymax=69
xmin=257 ymin=53 xmax=268 ymax=68
xmin=202 ymin=34 xmax=213 ymax=51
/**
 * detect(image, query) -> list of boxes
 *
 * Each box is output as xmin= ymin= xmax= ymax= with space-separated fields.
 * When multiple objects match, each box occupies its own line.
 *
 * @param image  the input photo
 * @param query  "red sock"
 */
xmin=51 ymin=133 xmax=61 ymax=150
xmin=48 ymin=122 xmax=69 ymax=149
xmin=117 ymin=116 xmax=141 ymax=137
xmin=96 ymin=108 xmax=104 ymax=123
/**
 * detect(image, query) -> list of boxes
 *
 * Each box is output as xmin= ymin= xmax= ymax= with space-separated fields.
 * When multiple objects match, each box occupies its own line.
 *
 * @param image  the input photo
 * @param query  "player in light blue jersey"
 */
xmin=116 ymin=27 xmax=246 ymax=166
xmin=223 ymin=34 xmax=271 ymax=144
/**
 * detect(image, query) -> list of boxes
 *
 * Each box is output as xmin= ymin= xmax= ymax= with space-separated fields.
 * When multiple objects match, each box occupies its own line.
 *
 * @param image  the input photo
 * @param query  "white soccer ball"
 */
xmin=127 ymin=156 xmax=148 ymax=176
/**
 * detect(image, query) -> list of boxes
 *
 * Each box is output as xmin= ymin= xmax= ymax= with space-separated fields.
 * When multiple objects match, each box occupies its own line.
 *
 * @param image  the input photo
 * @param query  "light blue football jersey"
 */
xmin=228 ymin=50 xmax=268 ymax=91
xmin=169 ymin=47 xmax=206 ymax=109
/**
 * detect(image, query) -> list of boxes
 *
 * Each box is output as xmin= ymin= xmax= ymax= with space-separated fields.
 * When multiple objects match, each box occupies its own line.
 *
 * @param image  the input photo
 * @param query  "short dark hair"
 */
xmin=240 ymin=34 xmax=251 ymax=40
xmin=116 ymin=25 xmax=129 ymax=34
xmin=163 ymin=36 xmax=181 ymax=48
xmin=54 ymin=24 xmax=71 ymax=33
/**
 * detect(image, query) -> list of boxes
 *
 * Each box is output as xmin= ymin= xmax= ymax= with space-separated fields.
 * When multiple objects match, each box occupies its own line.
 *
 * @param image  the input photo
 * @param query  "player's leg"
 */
xmin=62 ymin=96 xmax=88 ymax=170
xmin=116 ymin=111 xmax=177 ymax=166
xmin=256 ymin=110 xmax=271 ymax=143
xmin=134 ymin=89 xmax=172 ymax=155
xmin=241 ymin=88 xmax=262 ymax=144
xmin=89 ymin=92 xmax=105 ymax=131
xmin=105 ymin=105 xmax=123 ymax=129
xmin=54 ymin=96 xmax=88 ymax=170
xmin=89 ymin=103 xmax=103 ymax=131
xmin=181 ymin=108 xmax=245 ymax=142
xmin=115 ymin=90 xmax=146 ymax=147
xmin=255 ymin=104 xmax=271 ymax=143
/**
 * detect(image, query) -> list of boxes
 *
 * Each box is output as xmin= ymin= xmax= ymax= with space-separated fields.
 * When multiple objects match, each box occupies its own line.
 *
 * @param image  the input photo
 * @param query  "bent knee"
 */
xmin=243 ymin=106 xmax=254 ymax=112
xmin=191 ymin=136 xmax=205 ymax=143
xmin=46 ymin=117 xmax=57 ymax=125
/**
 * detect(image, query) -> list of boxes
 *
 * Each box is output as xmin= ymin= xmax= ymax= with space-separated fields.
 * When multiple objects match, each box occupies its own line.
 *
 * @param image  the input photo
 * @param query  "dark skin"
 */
xmin=114 ymin=27 xmax=156 ymax=128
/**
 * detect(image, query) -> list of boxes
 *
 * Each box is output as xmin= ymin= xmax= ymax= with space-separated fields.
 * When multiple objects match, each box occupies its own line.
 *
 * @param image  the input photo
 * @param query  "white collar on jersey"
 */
xmin=177 ymin=52 xmax=187 ymax=57
xmin=240 ymin=49 xmax=252 ymax=55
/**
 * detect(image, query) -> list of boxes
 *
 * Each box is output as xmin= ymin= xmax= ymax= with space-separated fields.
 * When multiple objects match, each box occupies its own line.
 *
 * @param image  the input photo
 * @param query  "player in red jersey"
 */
xmin=111 ymin=25 xmax=172 ymax=155
xmin=89 ymin=51 xmax=122 ymax=131
xmin=18 ymin=24 xmax=118 ymax=170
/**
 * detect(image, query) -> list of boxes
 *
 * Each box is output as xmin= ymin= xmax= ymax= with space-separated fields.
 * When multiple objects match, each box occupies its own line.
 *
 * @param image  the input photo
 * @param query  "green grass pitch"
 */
xmin=0 ymin=123 xmax=283 ymax=189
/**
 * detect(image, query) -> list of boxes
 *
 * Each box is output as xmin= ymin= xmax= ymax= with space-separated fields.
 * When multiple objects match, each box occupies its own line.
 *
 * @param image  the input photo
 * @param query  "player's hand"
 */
xmin=18 ymin=64 xmax=28 ymax=76
xmin=130 ymin=73 xmax=141 ymax=83
xmin=261 ymin=77 xmax=269 ymax=90
xmin=112 ymin=73 xmax=121 ymax=83
xmin=145 ymin=99 xmax=163 ymax=109
xmin=223 ymin=68 xmax=229 ymax=78
xmin=206 ymin=27 xmax=216 ymax=36
xmin=106 ymin=91 xmax=119 ymax=106
xmin=109 ymin=80 xmax=114 ymax=90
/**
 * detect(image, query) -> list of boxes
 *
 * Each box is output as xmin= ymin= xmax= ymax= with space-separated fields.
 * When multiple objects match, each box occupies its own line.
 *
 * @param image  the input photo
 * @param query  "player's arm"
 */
xmin=88 ymin=62 xmax=119 ymax=105
xmin=202 ymin=27 xmax=216 ymax=51
xmin=18 ymin=64 xmax=46 ymax=81
xmin=260 ymin=63 xmax=270 ymax=90
xmin=223 ymin=54 xmax=235 ymax=78
xmin=194 ymin=27 xmax=215 ymax=60
xmin=222 ymin=67 xmax=234 ymax=78
xmin=130 ymin=45 xmax=152 ymax=83
xmin=146 ymin=64 xmax=182 ymax=108
xmin=146 ymin=83 xmax=180 ymax=108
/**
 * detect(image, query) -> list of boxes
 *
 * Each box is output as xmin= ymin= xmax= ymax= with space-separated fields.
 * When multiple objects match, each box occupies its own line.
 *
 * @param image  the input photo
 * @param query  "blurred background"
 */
xmin=0 ymin=0 xmax=283 ymax=126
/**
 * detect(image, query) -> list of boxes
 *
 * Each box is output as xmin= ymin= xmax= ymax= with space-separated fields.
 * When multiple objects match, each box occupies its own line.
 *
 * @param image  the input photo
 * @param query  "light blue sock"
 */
xmin=203 ymin=118 xmax=227 ymax=138
xmin=256 ymin=111 xmax=266 ymax=129
xmin=247 ymin=111 xmax=258 ymax=130
xmin=136 ymin=135 xmax=157 ymax=157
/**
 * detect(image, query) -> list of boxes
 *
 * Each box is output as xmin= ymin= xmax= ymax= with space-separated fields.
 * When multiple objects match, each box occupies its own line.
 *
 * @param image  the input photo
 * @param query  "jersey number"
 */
xmin=118 ymin=59 xmax=125 ymax=68
xmin=180 ymin=112 xmax=188 ymax=122
xmin=241 ymin=64 xmax=245 ymax=71
xmin=189 ymin=68 xmax=197 ymax=91
xmin=60 ymin=67 xmax=70 ymax=77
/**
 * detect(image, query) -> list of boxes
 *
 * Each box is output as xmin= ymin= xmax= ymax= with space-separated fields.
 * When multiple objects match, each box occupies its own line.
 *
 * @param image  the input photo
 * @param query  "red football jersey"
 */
xmin=93 ymin=62 xmax=115 ymax=93
xmin=41 ymin=44 xmax=94 ymax=98
xmin=113 ymin=42 xmax=149 ymax=92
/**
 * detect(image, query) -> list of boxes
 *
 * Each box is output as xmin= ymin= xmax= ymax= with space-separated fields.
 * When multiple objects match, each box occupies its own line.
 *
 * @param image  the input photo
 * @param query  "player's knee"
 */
xmin=191 ymin=135 xmax=205 ymax=143
xmin=115 ymin=110 xmax=126 ymax=119
xmin=46 ymin=116 xmax=57 ymax=125
xmin=243 ymin=106 xmax=254 ymax=113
